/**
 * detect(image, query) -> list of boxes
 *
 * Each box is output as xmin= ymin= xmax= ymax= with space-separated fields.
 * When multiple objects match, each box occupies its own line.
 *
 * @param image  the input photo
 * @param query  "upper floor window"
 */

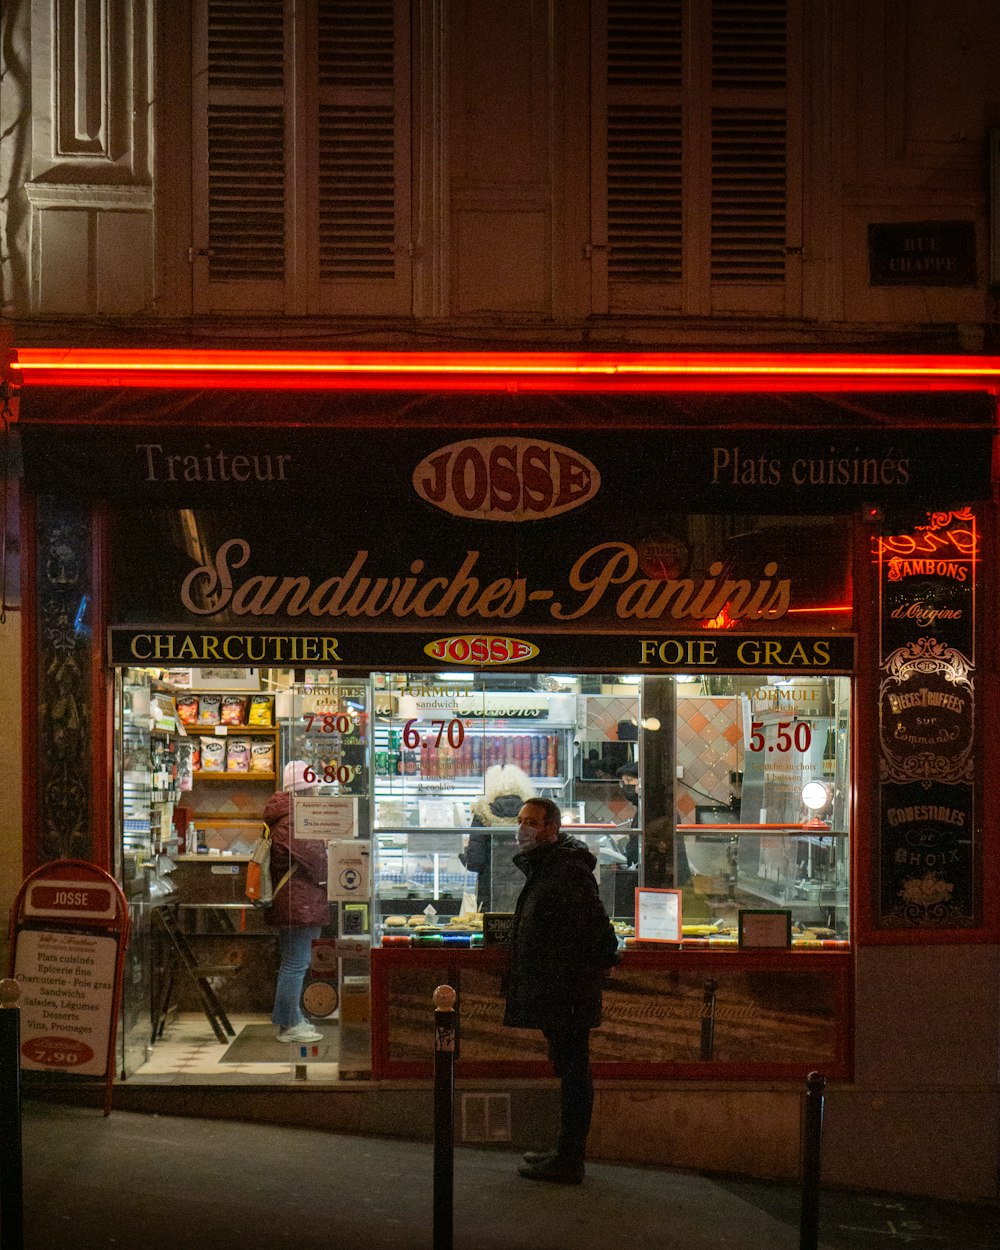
xmin=192 ymin=0 xmax=412 ymax=315
xmin=594 ymin=0 xmax=802 ymax=316
xmin=188 ymin=0 xmax=801 ymax=320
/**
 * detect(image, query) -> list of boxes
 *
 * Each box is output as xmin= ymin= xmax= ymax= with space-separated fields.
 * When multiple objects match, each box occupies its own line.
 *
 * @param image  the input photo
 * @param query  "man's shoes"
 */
xmin=276 ymin=1022 xmax=323 ymax=1044
xmin=522 ymin=1149 xmax=558 ymax=1166
xmin=517 ymin=1155 xmax=585 ymax=1184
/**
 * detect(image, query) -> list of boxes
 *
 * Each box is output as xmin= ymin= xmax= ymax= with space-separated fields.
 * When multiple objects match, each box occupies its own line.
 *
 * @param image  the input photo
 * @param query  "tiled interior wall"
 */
xmin=579 ymin=694 xmax=639 ymax=824
xmin=675 ymin=697 xmax=741 ymax=823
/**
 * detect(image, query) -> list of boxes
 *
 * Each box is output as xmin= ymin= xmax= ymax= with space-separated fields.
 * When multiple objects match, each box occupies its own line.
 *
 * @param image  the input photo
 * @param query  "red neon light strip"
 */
xmin=8 ymin=349 xmax=1000 ymax=393
xmin=785 ymin=605 xmax=852 ymax=614
xmin=10 ymin=348 xmax=1000 ymax=376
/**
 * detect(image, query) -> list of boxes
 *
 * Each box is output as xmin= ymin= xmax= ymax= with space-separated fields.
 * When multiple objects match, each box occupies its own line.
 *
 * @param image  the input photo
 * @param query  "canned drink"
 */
xmin=374 ymin=750 xmax=388 ymax=777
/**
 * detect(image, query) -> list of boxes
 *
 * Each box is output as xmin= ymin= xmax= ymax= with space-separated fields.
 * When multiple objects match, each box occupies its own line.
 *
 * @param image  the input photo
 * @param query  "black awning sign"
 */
xmin=107 ymin=627 xmax=856 ymax=672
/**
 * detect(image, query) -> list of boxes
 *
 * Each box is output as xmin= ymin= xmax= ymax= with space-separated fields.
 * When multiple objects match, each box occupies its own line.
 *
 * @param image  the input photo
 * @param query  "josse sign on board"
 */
xmin=17 ymin=407 xmax=992 ymax=640
xmin=98 ymin=435 xmax=866 ymax=636
xmin=21 ymin=416 xmax=993 ymax=509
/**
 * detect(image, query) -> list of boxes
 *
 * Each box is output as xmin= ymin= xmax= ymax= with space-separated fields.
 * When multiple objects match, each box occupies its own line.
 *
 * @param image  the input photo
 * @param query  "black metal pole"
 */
xmin=799 ymin=1070 xmax=826 ymax=1250
xmin=0 ymin=978 xmax=24 ymax=1250
xmin=432 ymin=984 xmax=456 ymax=1250
xmin=700 ymin=977 xmax=717 ymax=1061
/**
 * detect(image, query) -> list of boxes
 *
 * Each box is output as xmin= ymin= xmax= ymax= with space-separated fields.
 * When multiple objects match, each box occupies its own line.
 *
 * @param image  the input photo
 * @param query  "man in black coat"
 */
xmin=503 ymin=797 xmax=618 ymax=1184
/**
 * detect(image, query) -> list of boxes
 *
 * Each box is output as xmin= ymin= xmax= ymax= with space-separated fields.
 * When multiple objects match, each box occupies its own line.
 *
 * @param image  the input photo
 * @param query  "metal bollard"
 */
xmin=799 ymin=1070 xmax=826 ymax=1250
xmin=0 ymin=977 xmax=24 ymax=1250
xmin=432 ymin=984 xmax=456 ymax=1250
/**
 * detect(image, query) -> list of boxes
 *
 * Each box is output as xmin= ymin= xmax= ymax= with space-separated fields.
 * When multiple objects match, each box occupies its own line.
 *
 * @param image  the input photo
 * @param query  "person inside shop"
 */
xmin=614 ymin=761 xmax=641 ymax=867
xmin=504 ymin=797 xmax=619 ymax=1185
xmin=462 ymin=763 xmax=536 ymax=912
xmin=264 ymin=760 xmax=330 ymax=1045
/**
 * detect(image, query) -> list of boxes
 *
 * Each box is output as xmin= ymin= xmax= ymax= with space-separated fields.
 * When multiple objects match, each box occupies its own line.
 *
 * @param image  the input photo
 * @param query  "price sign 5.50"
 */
xmin=748 ymin=720 xmax=813 ymax=754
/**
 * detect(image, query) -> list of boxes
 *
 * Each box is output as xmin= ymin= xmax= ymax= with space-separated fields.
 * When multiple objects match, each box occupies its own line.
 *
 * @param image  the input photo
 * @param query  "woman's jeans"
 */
xmin=272 ymin=925 xmax=321 ymax=1028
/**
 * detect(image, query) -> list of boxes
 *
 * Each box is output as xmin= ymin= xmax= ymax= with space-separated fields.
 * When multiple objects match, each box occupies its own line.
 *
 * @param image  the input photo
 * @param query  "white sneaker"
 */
xmin=276 ymin=1022 xmax=323 ymax=1044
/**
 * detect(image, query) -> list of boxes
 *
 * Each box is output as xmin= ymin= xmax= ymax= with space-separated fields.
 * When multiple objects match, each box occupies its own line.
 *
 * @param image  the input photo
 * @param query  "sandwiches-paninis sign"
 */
xmin=104 ymin=430 xmax=852 ymax=638
xmin=18 ymin=416 xmax=985 ymax=641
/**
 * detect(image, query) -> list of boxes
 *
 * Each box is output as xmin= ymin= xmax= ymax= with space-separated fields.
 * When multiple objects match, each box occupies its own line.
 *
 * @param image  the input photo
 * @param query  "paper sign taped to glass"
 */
xmin=327 ymin=840 xmax=371 ymax=901
xmin=293 ymin=795 xmax=358 ymax=840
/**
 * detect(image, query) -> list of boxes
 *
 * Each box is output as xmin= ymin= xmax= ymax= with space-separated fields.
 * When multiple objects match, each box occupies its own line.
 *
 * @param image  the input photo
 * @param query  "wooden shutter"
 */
xmin=315 ymin=0 xmax=412 ymax=314
xmin=192 ymin=0 xmax=289 ymax=312
xmin=600 ymin=0 xmax=684 ymax=312
xmin=192 ymin=0 xmax=411 ymax=317
xmin=707 ymin=0 xmax=800 ymax=313
xmin=595 ymin=0 xmax=800 ymax=316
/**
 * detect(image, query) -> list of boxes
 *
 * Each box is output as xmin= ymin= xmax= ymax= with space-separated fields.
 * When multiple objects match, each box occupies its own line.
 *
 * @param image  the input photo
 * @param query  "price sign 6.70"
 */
xmin=748 ymin=720 xmax=813 ymax=753
xmin=403 ymin=718 xmax=466 ymax=749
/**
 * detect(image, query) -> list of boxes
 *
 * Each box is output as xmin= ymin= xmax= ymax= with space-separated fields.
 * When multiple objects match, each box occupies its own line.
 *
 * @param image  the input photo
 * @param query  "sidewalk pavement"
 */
xmin=14 ymin=1100 xmax=997 ymax=1250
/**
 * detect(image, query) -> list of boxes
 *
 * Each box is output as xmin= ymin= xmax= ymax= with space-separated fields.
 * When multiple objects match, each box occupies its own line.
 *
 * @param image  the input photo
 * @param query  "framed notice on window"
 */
xmin=634 ymin=888 xmax=682 ymax=943
xmin=738 ymin=909 xmax=792 ymax=948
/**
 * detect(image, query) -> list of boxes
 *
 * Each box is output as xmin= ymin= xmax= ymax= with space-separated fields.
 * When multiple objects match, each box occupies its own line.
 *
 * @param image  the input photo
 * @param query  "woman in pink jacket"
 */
xmin=264 ymin=761 xmax=330 ymax=1044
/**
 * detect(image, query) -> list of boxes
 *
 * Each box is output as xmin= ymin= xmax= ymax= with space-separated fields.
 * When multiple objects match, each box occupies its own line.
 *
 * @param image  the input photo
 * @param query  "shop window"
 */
xmin=114 ymin=665 xmax=849 ymax=1084
xmin=365 ymin=671 xmax=848 ymax=949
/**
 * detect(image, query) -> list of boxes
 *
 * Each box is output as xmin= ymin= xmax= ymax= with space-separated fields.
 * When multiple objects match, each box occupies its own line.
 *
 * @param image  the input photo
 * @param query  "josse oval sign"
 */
xmin=412 ymin=437 xmax=601 ymax=522
xmin=424 ymin=635 xmax=540 ymax=665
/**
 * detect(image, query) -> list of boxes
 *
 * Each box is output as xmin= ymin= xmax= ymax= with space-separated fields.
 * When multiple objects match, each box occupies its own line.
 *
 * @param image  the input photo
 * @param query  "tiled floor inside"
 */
xmin=126 ymin=1012 xmax=342 ymax=1085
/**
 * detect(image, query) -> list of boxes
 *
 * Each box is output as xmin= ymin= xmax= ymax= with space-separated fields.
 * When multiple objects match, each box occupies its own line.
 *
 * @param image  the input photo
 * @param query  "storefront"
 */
xmin=10 ymin=350 xmax=999 ymax=1189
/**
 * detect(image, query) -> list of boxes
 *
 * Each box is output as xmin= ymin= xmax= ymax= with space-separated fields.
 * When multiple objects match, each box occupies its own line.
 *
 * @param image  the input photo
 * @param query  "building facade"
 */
xmin=1 ymin=1 xmax=998 ymax=1201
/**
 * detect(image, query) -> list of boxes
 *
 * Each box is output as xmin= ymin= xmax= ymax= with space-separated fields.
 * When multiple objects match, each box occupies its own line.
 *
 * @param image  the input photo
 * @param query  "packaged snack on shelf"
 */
xmin=176 ymin=695 xmax=199 ymax=725
xmin=199 ymin=736 xmax=226 ymax=772
xmin=176 ymin=739 xmax=196 ymax=790
xmin=197 ymin=694 xmax=222 ymax=724
xmin=247 ymin=694 xmax=274 ymax=726
xmin=226 ymin=737 xmax=251 ymax=772
xmin=249 ymin=740 xmax=276 ymax=774
xmin=221 ymin=695 xmax=248 ymax=725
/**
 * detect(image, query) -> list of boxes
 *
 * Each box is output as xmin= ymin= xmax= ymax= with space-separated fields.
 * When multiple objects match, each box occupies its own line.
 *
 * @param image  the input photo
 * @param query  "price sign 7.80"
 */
xmin=304 ymin=713 xmax=354 ymax=734
xmin=748 ymin=720 xmax=813 ymax=754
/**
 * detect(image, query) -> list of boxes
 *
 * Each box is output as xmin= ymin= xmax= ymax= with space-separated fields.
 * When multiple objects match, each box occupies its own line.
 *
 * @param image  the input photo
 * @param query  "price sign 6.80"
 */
xmin=303 ymin=761 xmax=358 ymax=785
xmin=748 ymin=720 xmax=813 ymax=754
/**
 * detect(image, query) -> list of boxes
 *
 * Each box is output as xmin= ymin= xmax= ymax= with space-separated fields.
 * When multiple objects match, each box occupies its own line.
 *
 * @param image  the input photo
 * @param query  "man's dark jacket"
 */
xmin=503 ymin=834 xmax=618 ymax=1032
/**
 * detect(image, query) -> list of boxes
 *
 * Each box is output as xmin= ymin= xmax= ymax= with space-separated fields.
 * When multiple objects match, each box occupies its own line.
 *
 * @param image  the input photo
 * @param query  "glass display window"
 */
xmin=672 ymin=674 xmax=851 ymax=945
xmin=370 ymin=673 xmax=642 ymax=828
xmin=368 ymin=670 xmax=850 ymax=949
xmin=285 ymin=678 xmax=371 ymax=821
xmin=370 ymin=673 xmax=641 ymax=942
